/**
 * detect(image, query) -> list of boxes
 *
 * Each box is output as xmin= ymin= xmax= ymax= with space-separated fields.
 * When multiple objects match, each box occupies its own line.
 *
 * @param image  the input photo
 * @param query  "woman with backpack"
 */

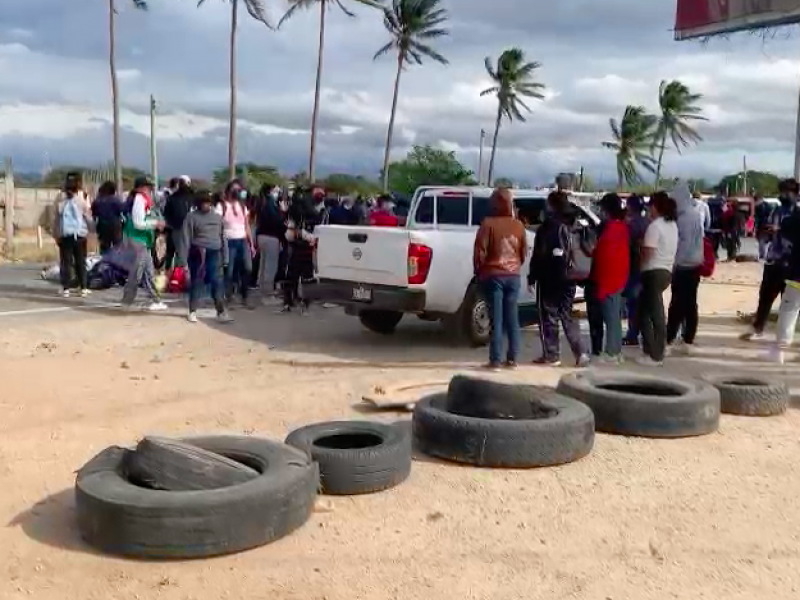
xmin=637 ymin=192 xmax=679 ymax=366
xmin=53 ymin=172 xmax=91 ymax=298
xmin=222 ymin=180 xmax=255 ymax=308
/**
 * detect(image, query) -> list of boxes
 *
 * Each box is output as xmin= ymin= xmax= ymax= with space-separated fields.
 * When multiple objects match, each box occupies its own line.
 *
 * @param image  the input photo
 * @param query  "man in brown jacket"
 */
xmin=473 ymin=187 xmax=527 ymax=370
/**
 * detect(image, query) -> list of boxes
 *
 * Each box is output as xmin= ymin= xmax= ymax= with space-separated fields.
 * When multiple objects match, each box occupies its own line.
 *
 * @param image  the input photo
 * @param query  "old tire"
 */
xmin=711 ymin=376 xmax=788 ymax=416
xmin=412 ymin=391 xmax=595 ymax=468
xmin=126 ymin=436 xmax=259 ymax=491
xmin=286 ymin=421 xmax=411 ymax=495
xmin=75 ymin=436 xmax=318 ymax=558
xmin=445 ymin=284 xmax=490 ymax=347
xmin=359 ymin=310 xmax=403 ymax=335
xmin=557 ymin=371 xmax=720 ymax=438
xmin=446 ymin=375 xmax=558 ymax=420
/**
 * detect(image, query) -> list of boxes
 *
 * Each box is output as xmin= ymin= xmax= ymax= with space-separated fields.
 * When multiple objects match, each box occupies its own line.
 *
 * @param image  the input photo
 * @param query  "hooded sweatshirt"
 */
xmin=672 ymin=181 xmax=704 ymax=269
xmin=473 ymin=191 xmax=527 ymax=279
xmin=591 ymin=218 xmax=630 ymax=300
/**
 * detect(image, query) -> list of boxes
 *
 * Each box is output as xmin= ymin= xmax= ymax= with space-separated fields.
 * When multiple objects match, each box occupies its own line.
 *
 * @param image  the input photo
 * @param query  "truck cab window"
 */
xmin=514 ymin=198 xmax=547 ymax=230
xmin=471 ymin=196 xmax=491 ymax=226
xmin=436 ymin=194 xmax=470 ymax=225
xmin=415 ymin=195 xmax=434 ymax=224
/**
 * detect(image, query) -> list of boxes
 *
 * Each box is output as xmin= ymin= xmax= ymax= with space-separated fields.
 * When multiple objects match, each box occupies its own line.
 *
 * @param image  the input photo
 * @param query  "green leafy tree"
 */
xmin=280 ymin=0 xmax=384 ymax=183
xmin=718 ymin=171 xmax=780 ymax=197
xmin=321 ymin=173 xmax=382 ymax=196
xmin=198 ymin=0 xmax=272 ymax=181
xmin=375 ymin=0 xmax=449 ymax=192
xmin=109 ymin=0 xmax=148 ymax=193
xmin=602 ymin=105 xmax=658 ymax=189
xmin=653 ymin=80 xmax=706 ymax=187
xmin=480 ymin=48 xmax=545 ymax=185
xmin=43 ymin=165 xmax=147 ymax=192
xmin=212 ymin=163 xmax=284 ymax=191
xmin=386 ymin=144 xmax=474 ymax=195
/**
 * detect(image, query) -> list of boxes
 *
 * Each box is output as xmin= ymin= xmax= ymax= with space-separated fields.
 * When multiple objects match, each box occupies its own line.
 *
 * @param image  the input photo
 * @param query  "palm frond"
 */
xmin=244 ymin=0 xmax=273 ymax=27
xmin=278 ymin=1 xmax=304 ymax=28
xmin=480 ymin=86 xmax=499 ymax=97
xmin=373 ymin=40 xmax=394 ymax=60
xmin=132 ymin=0 xmax=148 ymax=9
xmin=335 ymin=0 xmax=356 ymax=17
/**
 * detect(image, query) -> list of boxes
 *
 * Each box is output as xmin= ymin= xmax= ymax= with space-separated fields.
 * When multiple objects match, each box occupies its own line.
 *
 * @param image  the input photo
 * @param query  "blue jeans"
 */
xmin=482 ymin=276 xmax=521 ymax=364
xmin=600 ymin=292 xmax=623 ymax=356
xmin=188 ymin=246 xmax=225 ymax=314
xmin=226 ymin=238 xmax=253 ymax=301
xmin=623 ymin=272 xmax=641 ymax=342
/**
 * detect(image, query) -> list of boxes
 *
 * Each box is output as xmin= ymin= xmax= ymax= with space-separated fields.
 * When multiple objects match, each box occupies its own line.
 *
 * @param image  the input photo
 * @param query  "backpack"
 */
xmin=567 ymin=224 xmax=597 ymax=281
xmin=60 ymin=197 xmax=88 ymax=238
xmin=700 ymin=236 xmax=716 ymax=278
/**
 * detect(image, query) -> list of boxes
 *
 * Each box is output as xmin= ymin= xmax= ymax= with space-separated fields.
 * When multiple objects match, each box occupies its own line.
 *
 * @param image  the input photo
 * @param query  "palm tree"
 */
xmin=280 ymin=0 xmax=384 ymax=183
xmin=198 ymin=0 xmax=272 ymax=181
xmin=480 ymin=48 xmax=545 ymax=186
xmin=375 ymin=0 xmax=448 ymax=192
xmin=109 ymin=0 xmax=148 ymax=193
xmin=602 ymin=105 xmax=658 ymax=189
xmin=653 ymin=80 xmax=706 ymax=187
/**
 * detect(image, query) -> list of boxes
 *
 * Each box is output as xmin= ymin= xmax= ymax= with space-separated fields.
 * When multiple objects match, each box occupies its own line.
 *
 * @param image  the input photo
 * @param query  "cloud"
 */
xmin=0 ymin=0 xmax=799 ymax=186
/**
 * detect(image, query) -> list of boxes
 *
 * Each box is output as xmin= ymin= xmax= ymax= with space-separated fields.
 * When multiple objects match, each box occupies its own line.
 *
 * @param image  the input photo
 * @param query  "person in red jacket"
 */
xmin=587 ymin=193 xmax=630 ymax=363
xmin=369 ymin=194 xmax=400 ymax=227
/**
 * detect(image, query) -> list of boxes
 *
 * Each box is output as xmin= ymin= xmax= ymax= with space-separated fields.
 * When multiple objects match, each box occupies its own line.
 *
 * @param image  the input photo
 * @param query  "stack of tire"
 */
xmin=76 ymin=423 xmax=413 ymax=559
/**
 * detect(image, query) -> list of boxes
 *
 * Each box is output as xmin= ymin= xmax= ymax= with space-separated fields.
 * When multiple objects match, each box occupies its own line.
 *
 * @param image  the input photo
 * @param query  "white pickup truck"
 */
xmin=309 ymin=186 xmax=599 ymax=345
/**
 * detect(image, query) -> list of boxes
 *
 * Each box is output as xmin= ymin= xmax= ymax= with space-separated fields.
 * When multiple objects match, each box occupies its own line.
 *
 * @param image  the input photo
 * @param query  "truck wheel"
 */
xmin=359 ymin=310 xmax=403 ymax=335
xmin=460 ymin=284 xmax=491 ymax=347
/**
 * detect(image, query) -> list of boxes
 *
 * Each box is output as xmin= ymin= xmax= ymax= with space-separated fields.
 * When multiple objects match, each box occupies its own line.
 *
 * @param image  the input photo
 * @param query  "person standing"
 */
xmin=707 ymin=190 xmax=726 ymax=259
xmin=528 ymin=191 xmax=589 ymax=367
xmin=222 ymin=180 xmax=255 ymax=308
xmin=369 ymin=195 xmax=400 ymax=227
xmin=666 ymin=182 xmax=705 ymax=353
xmin=741 ymin=179 xmax=799 ymax=341
xmin=754 ymin=194 xmax=773 ymax=261
xmin=53 ymin=172 xmax=91 ymax=298
xmin=163 ymin=176 xmax=193 ymax=270
xmin=282 ymin=193 xmax=317 ymax=314
xmin=179 ymin=191 xmax=232 ymax=324
xmin=91 ymin=181 xmax=124 ymax=253
xmin=637 ymin=192 xmax=679 ymax=366
xmin=587 ymin=193 xmax=629 ymax=363
xmin=121 ymin=176 xmax=167 ymax=311
xmin=255 ymin=185 xmax=287 ymax=300
xmin=692 ymin=192 xmax=711 ymax=233
xmin=473 ymin=187 xmax=527 ymax=370
xmin=770 ymin=201 xmax=800 ymax=364
xmin=623 ymin=195 xmax=649 ymax=346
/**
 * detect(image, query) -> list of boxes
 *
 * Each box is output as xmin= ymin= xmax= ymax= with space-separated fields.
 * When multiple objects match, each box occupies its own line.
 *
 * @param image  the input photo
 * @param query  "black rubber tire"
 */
xmin=75 ymin=436 xmax=319 ymax=558
xmin=710 ymin=376 xmax=789 ymax=417
xmin=446 ymin=375 xmax=559 ymax=420
xmin=285 ymin=421 xmax=411 ymax=495
xmin=450 ymin=284 xmax=490 ymax=347
xmin=359 ymin=310 xmax=403 ymax=335
xmin=412 ymin=391 xmax=595 ymax=468
xmin=126 ymin=436 xmax=259 ymax=491
xmin=557 ymin=371 xmax=720 ymax=438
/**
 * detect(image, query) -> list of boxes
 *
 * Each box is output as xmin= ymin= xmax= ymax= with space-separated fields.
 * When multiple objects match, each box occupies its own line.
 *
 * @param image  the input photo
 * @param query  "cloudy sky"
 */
xmin=1 ymin=0 xmax=799 ymax=185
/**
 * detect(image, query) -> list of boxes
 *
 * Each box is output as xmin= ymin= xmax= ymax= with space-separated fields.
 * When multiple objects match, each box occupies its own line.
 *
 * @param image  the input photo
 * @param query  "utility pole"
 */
xmin=742 ymin=155 xmax=748 ymax=196
xmin=578 ymin=166 xmax=585 ymax=192
xmin=150 ymin=95 xmax=158 ymax=188
xmin=477 ymin=129 xmax=486 ymax=185
xmin=4 ymin=157 xmax=14 ymax=255
xmin=795 ymin=79 xmax=800 ymax=179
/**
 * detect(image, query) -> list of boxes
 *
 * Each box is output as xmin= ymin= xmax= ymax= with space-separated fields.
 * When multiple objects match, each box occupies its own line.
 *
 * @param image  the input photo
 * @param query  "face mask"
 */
xmin=270 ymin=190 xmax=279 ymax=199
xmin=238 ymin=190 xmax=248 ymax=201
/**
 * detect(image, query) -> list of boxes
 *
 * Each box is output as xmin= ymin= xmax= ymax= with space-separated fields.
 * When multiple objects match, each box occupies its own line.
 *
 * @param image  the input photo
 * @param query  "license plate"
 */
xmin=352 ymin=285 xmax=373 ymax=302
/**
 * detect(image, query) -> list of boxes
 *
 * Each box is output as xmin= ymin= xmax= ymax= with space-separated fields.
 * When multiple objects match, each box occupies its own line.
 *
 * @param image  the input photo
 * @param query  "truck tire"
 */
xmin=447 ymin=284 xmax=490 ymax=347
xmin=359 ymin=310 xmax=403 ymax=335
xmin=76 ymin=437 xmax=318 ymax=558
xmin=710 ymin=377 xmax=789 ymax=416
xmin=286 ymin=421 xmax=411 ymax=495
xmin=126 ymin=436 xmax=259 ymax=491
xmin=557 ymin=372 xmax=720 ymax=438
xmin=413 ymin=392 xmax=594 ymax=468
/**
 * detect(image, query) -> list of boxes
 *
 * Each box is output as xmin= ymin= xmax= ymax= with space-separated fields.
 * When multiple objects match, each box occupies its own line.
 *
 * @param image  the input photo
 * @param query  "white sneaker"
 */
xmin=576 ymin=354 xmax=592 ymax=368
xmin=187 ymin=312 xmax=198 ymax=323
xmin=636 ymin=355 xmax=664 ymax=367
xmin=217 ymin=312 xmax=234 ymax=324
xmin=601 ymin=353 xmax=624 ymax=365
xmin=768 ymin=348 xmax=786 ymax=365
xmin=147 ymin=301 xmax=169 ymax=312
xmin=80 ymin=289 xmax=90 ymax=298
xmin=667 ymin=340 xmax=689 ymax=357
xmin=60 ymin=289 xmax=70 ymax=298
xmin=740 ymin=329 xmax=766 ymax=342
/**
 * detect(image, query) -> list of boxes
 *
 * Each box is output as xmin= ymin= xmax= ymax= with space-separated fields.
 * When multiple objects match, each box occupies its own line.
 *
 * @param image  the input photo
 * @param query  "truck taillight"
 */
xmin=408 ymin=243 xmax=432 ymax=284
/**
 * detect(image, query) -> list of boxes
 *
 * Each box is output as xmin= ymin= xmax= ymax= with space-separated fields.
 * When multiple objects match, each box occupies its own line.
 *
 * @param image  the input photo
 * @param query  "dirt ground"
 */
xmin=1 ymin=260 xmax=799 ymax=600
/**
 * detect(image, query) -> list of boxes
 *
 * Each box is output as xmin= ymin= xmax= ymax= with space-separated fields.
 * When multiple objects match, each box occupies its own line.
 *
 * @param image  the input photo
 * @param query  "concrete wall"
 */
xmin=0 ymin=180 xmax=61 ymax=231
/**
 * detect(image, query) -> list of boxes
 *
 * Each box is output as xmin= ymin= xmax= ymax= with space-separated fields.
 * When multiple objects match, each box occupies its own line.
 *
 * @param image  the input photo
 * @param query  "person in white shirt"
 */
xmin=637 ymin=191 xmax=679 ymax=366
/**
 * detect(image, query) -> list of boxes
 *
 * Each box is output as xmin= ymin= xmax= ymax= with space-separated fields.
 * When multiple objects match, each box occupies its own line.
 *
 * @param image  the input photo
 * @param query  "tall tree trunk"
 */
xmin=486 ymin=103 xmax=502 ymax=187
xmin=381 ymin=53 xmax=404 ymax=193
xmin=309 ymin=0 xmax=327 ymax=183
xmin=109 ymin=0 xmax=122 ymax=193
xmin=654 ymin=129 xmax=667 ymax=189
xmin=228 ymin=0 xmax=239 ymax=181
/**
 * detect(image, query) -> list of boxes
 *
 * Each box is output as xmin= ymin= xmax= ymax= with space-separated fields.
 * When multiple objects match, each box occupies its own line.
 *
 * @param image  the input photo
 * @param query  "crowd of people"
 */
xmin=473 ymin=178 xmax=800 ymax=370
xmin=52 ymin=172 xmax=401 ymax=322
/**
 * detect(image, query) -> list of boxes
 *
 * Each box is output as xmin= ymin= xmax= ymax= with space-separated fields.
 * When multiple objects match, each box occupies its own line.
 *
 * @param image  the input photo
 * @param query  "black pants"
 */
xmin=753 ymin=263 xmax=786 ymax=333
xmin=711 ymin=231 xmax=722 ymax=258
xmin=537 ymin=284 xmax=583 ymax=361
xmin=667 ymin=267 xmax=701 ymax=344
xmin=95 ymin=220 xmax=122 ymax=254
xmin=725 ymin=232 xmax=740 ymax=261
xmin=585 ymin=282 xmax=604 ymax=356
xmin=639 ymin=269 xmax=671 ymax=361
xmin=58 ymin=236 xmax=87 ymax=290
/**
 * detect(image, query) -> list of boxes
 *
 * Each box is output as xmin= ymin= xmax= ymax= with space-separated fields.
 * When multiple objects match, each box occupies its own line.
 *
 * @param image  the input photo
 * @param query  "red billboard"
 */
xmin=676 ymin=0 xmax=800 ymax=40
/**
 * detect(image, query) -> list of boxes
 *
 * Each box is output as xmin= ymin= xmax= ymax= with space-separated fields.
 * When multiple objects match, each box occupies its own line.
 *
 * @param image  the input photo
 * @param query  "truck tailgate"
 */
xmin=316 ymin=225 xmax=412 ymax=287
